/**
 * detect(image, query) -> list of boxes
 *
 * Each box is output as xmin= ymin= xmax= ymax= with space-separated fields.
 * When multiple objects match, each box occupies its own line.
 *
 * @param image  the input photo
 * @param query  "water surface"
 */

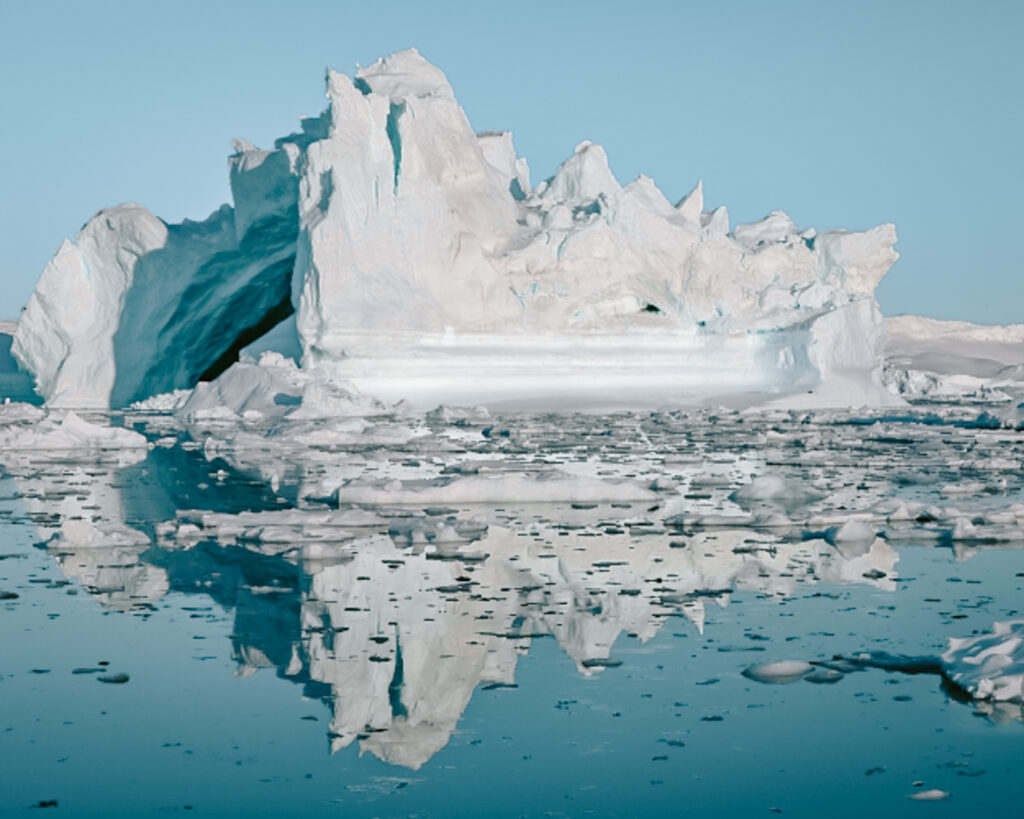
xmin=1 ymin=406 xmax=1021 ymax=816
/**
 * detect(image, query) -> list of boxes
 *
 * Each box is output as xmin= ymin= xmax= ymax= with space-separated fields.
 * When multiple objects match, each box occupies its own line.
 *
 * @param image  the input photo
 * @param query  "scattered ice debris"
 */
xmin=839 ymin=652 xmax=943 ymax=675
xmin=5 ymin=397 xmax=1024 ymax=774
xmin=768 ymin=621 xmax=1024 ymax=721
xmin=129 ymin=389 xmax=193 ymax=412
xmin=0 ymin=401 xmax=44 ymax=424
xmin=0 ymin=410 xmax=148 ymax=465
xmin=179 ymin=352 xmax=387 ymax=421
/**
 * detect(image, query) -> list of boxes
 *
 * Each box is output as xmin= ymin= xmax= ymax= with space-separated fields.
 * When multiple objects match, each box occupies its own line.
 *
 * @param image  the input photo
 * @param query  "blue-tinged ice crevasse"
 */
xmin=14 ymin=48 xmax=901 ymax=410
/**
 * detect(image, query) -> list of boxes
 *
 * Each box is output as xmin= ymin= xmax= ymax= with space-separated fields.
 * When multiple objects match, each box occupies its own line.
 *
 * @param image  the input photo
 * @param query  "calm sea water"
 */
xmin=1 ymin=407 xmax=1021 ymax=816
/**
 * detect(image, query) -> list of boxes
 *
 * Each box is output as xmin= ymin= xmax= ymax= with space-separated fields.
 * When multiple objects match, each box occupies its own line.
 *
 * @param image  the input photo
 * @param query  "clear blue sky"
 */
xmin=1 ymin=0 xmax=1020 ymax=323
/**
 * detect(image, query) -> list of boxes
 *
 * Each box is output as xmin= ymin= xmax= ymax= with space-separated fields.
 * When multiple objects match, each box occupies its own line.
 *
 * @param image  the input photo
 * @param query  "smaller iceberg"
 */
xmin=943 ymin=619 xmax=1024 ymax=704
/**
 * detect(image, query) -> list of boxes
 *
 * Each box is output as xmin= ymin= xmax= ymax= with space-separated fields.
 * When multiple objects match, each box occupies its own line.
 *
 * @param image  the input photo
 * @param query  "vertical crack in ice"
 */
xmin=318 ymin=170 xmax=333 ymax=215
xmin=386 ymin=103 xmax=405 ymax=194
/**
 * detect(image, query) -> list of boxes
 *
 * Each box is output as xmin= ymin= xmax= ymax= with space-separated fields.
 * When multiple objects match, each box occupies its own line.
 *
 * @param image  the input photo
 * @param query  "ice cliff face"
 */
xmin=14 ymin=49 xmax=900 ymax=410
xmin=299 ymin=51 xmax=897 ymax=339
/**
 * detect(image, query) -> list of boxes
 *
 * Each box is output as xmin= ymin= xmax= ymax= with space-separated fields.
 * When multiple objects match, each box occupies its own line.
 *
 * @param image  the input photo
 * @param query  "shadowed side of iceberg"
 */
xmin=12 ymin=123 xmax=320 ymax=408
xmin=0 ymin=322 xmax=42 ymax=405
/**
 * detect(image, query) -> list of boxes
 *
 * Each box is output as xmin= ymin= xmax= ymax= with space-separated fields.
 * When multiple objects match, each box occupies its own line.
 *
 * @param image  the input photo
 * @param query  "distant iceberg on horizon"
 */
xmin=13 ymin=49 xmax=904 ymax=411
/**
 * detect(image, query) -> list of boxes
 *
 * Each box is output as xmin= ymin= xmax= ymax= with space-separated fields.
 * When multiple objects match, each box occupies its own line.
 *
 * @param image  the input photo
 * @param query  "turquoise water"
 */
xmin=1 ymin=410 xmax=1022 ymax=816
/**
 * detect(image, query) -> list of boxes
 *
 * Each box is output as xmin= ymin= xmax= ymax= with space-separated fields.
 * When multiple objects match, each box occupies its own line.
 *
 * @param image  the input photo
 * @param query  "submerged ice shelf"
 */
xmin=10 ymin=49 xmax=900 ymax=411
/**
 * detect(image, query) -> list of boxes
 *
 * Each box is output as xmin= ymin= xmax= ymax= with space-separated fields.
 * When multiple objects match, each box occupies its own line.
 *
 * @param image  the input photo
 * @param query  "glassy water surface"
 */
xmin=1 ymin=407 xmax=1021 ymax=816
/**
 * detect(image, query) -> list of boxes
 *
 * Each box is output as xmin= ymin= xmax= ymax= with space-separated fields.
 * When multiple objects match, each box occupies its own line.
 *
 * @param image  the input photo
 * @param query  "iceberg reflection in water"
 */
xmin=1 ymin=405 xmax=1022 ymax=814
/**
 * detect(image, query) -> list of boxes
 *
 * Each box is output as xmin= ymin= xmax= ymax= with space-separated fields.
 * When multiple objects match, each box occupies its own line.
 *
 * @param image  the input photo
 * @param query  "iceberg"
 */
xmin=13 ymin=49 xmax=901 ymax=410
xmin=885 ymin=315 xmax=1024 ymax=406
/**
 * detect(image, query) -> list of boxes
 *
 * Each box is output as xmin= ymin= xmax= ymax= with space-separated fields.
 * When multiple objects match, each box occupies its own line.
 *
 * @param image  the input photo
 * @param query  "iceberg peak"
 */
xmin=676 ymin=179 xmax=703 ymax=224
xmin=538 ymin=141 xmax=620 ymax=203
xmin=355 ymin=48 xmax=455 ymax=102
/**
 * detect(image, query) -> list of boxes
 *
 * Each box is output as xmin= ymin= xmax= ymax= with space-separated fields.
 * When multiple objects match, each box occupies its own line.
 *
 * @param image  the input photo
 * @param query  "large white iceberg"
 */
xmin=13 ymin=49 xmax=901 ymax=410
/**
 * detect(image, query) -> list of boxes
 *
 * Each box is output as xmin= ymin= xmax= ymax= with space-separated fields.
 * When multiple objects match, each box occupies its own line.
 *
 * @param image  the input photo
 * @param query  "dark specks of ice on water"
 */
xmin=0 ymin=403 xmax=1022 ymax=816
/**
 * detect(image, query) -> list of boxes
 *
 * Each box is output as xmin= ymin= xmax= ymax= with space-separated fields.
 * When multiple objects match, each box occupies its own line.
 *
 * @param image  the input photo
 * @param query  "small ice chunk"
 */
xmin=129 ymin=389 xmax=193 ymax=412
xmin=741 ymin=660 xmax=813 ymax=684
xmin=731 ymin=474 xmax=825 ymax=505
xmin=907 ymin=789 xmax=949 ymax=801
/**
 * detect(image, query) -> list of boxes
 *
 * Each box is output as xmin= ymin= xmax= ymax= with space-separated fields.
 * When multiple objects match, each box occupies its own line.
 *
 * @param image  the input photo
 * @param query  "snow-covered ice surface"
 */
xmin=1 ymin=399 xmax=1023 ymax=816
xmin=12 ymin=49 xmax=900 ymax=411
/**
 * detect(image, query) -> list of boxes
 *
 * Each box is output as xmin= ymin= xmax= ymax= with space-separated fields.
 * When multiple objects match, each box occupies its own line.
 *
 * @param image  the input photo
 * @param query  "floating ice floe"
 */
xmin=0 ymin=408 xmax=148 ymax=465
xmin=907 ymin=789 xmax=950 ymax=802
xmin=741 ymin=660 xmax=814 ymax=684
xmin=333 ymin=471 xmax=659 ymax=506
xmin=767 ymin=619 xmax=1024 ymax=724
xmin=942 ymin=619 xmax=1024 ymax=704
xmin=178 ymin=351 xmax=387 ymax=421
xmin=129 ymin=389 xmax=193 ymax=412
xmin=730 ymin=473 xmax=827 ymax=507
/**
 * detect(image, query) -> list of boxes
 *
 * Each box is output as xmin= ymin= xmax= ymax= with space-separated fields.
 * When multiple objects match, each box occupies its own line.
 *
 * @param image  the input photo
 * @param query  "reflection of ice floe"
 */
xmin=730 ymin=473 xmax=826 ymax=511
xmin=53 ymin=544 xmax=168 ymax=611
xmin=9 ymin=455 xmax=160 ymax=610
